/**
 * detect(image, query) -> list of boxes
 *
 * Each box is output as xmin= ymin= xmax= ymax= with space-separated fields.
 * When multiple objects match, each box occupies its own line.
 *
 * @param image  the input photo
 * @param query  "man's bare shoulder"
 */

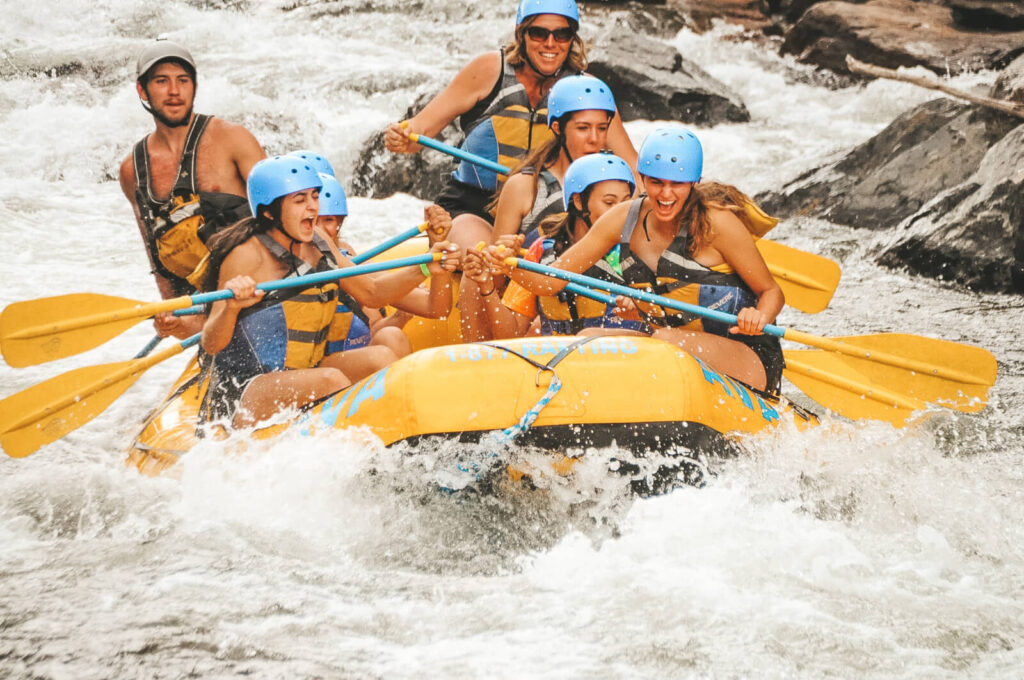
xmin=118 ymin=153 xmax=138 ymax=199
xmin=205 ymin=117 xmax=261 ymax=147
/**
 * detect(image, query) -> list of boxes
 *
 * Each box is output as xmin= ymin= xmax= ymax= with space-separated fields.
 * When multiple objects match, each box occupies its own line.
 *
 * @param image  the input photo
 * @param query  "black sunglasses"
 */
xmin=524 ymin=26 xmax=576 ymax=43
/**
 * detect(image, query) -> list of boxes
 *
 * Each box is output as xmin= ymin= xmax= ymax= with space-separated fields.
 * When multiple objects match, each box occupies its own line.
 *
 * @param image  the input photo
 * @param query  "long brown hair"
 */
xmin=202 ymin=200 xmax=281 ymax=291
xmin=670 ymin=181 xmax=759 ymax=254
xmin=504 ymin=15 xmax=587 ymax=74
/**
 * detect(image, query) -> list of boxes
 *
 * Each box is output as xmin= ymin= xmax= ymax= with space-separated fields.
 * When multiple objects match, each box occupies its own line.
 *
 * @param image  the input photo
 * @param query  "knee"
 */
xmin=374 ymin=327 xmax=411 ymax=357
xmin=320 ymin=367 xmax=351 ymax=393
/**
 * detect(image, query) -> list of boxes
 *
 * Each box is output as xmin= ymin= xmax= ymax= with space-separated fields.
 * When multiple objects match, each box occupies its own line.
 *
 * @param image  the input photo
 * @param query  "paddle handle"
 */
xmin=189 ymin=252 xmax=441 ymax=306
xmin=407 ymin=132 xmax=510 ymax=176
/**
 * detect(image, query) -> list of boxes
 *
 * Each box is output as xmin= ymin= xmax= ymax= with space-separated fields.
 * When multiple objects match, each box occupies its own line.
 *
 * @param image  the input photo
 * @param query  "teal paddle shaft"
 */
xmin=189 ymin=253 xmax=438 ymax=306
xmin=409 ymin=133 xmax=510 ymax=175
xmin=511 ymin=258 xmax=784 ymax=338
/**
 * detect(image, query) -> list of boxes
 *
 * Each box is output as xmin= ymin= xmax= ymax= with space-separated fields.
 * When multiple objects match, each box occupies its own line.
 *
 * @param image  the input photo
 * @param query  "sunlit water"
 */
xmin=1 ymin=1 xmax=1022 ymax=678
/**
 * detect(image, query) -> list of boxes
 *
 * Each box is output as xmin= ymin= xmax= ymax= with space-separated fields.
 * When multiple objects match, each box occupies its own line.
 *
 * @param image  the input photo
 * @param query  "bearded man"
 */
xmin=119 ymin=39 xmax=266 ymax=338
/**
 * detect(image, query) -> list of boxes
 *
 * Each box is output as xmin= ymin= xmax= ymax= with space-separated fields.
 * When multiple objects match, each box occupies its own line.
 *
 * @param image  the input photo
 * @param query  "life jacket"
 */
xmin=133 ymin=114 xmax=252 ymax=295
xmin=325 ymin=291 xmax=373 ymax=354
xmin=531 ymin=231 xmax=643 ymax=335
xmin=617 ymin=198 xmax=760 ymax=335
xmin=210 ymin=232 xmax=341 ymax=378
xmin=519 ymin=168 xmax=564 ymax=236
xmin=453 ymin=52 xmax=572 ymax=192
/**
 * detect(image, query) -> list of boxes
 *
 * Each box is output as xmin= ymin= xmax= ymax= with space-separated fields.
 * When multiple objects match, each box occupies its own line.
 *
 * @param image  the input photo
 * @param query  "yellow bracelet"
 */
xmin=419 ymin=262 xmax=431 ymax=278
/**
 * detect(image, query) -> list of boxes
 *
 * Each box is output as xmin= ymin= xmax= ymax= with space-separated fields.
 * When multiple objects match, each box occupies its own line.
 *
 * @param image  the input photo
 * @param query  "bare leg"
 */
xmin=371 ymin=325 xmax=412 ymax=359
xmin=448 ymin=214 xmax=495 ymax=342
xmin=321 ymin=345 xmax=399 ymax=383
xmin=652 ymin=328 xmax=768 ymax=391
xmin=234 ymin=367 xmax=350 ymax=428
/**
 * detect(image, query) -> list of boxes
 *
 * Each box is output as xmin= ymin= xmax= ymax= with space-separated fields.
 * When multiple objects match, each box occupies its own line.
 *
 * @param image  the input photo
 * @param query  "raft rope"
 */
xmin=441 ymin=336 xmax=599 ymax=491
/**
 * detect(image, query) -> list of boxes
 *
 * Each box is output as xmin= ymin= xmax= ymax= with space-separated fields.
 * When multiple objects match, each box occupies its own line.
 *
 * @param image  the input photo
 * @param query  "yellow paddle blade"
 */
xmin=783 ymin=333 xmax=996 ymax=426
xmin=0 ymin=293 xmax=183 ymax=368
xmin=756 ymin=239 xmax=841 ymax=314
xmin=785 ymin=351 xmax=926 ymax=426
xmin=825 ymin=333 xmax=996 ymax=408
xmin=0 ymin=342 xmax=187 ymax=458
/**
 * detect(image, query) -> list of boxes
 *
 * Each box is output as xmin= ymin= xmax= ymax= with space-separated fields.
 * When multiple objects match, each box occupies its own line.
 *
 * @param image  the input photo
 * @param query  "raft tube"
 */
xmin=127 ymin=335 xmax=816 ymax=477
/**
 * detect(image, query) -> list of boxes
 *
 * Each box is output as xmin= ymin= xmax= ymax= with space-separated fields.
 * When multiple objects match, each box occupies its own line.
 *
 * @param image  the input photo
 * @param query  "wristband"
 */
xmin=479 ymin=284 xmax=496 ymax=297
xmin=419 ymin=262 xmax=431 ymax=278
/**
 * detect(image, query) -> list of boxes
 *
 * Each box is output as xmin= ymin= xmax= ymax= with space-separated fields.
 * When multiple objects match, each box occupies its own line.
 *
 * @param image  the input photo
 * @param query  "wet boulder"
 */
xmin=874 ymin=122 xmax=1024 ymax=293
xmin=349 ymin=91 xmax=463 ymax=201
xmin=587 ymin=26 xmax=751 ymax=124
xmin=950 ymin=0 xmax=1024 ymax=31
xmin=780 ymin=0 xmax=1024 ymax=76
xmin=757 ymin=98 xmax=999 ymax=230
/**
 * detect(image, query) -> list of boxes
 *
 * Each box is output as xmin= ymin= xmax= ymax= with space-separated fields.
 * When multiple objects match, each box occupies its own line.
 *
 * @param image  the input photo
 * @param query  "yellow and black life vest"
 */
xmin=453 ymin=52 xmax=574 ymax=192
xmin=617 ymin=198 xmax=762 ymax=335
xmin=133 ymin=114 xmax=250 ymax=295
xmin=214 ymin=233 xmax=341 ymax=376
xmin=519 ymin=168 xmax=564 ymax=236
xmin=532 ymin=231 xmax=644 ymax=335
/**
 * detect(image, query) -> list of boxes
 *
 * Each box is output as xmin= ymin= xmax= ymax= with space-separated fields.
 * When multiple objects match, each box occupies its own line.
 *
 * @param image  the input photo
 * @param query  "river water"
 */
xmin=1 ymin=1 xmax=1022 ymax=678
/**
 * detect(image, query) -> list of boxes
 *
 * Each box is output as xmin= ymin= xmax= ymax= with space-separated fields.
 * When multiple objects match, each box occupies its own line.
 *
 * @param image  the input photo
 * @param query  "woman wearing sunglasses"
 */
xmin=384 ymin=0 xmax=635 ymax=260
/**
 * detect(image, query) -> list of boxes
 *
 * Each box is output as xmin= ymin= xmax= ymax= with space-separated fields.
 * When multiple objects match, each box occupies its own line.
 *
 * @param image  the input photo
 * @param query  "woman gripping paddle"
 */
xmin=200 ymin=156 xmax=459 ymax=428
xmin=459 ymin=74 xmax=635 ymax=340
xmin=383 ymin=0 xmax=635 ymax=257
xmin=465 ymin=152 xmax=639 ymax=339
xmin=495 ymin=127 xmax=787 ymax=394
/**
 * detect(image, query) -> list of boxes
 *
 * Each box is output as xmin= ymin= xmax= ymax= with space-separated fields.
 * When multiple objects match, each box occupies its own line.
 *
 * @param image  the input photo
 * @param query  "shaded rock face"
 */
xmin=587 ymin=29 xmax=750 ymax=124
xmin=950 ymin=0 xmax=1024 ymax=31
xmin=781 ymin=0 xmax=1024 ymax=76
xmin=351 ymin=28 xmax=748 ymax=200
xmin=875 ymin=122 xmax=1024 ymax=293
xmin=349 ymin=92 xmax=464 ymax=200
xmin=758 ymin=98 xmax=1000 ymax=230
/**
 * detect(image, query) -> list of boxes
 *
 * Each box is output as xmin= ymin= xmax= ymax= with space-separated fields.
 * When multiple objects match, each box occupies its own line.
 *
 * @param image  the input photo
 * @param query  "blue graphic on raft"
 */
xmin=694 ymin=356 xmax=779 ymax=423
xmin=310 ymin=367 xmax=391 ymax=430
xmin=443 ymin=338 xmax=639 ymax=363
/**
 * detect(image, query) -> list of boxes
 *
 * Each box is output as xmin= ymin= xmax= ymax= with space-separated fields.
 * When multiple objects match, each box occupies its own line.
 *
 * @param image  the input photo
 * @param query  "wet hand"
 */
xmin=730 ymin=306 xmax=768 ymax=336
xmin=428 ymin=241 xmax=461 ymax=274
xmin=461 ymin=248 xmax=492 ymax=285
xmin=425 ymin=204 xmax=453 ymax=243
xmin=153 ymin=312 xmax=203 ymax=339
xmin=224 ymin=275 xmax=263 ymax=310
xmin=384 ymin=121 xmax=418 ymax=154
xmin=612 ymin=295 xmax=641 ymax=321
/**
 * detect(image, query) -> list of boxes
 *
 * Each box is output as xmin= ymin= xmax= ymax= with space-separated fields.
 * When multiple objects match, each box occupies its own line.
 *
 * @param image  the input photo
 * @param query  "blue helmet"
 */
xmin=317 ymin=173 xmax=348 ymax=217
xmin=637 ymin=127 xmax=703 ymax=183
xmin=247 ymin=156 xmax=323 ymax=216
xmin=287 ymin=149 xmax=335 ymax=177
xmin=562 ymin=152 xmax=635 ymax=210
xmin=516 ymin=0 xmax=579 ymax=26
xmin=546 ymin=75 xmax=616 ymax=128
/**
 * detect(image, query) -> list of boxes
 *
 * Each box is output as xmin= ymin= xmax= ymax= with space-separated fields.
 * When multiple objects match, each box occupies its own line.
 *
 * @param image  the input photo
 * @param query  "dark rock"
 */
xmin=875 ymin=122 xmax=1024 ymax=293
xmin=587 ymin=27 xmax=750 ymax=124
xmin=982 ymin=53 xmax=1024 ymax=138
xmin=758 ymin=98 xmax=998 ymax=229
xmin=991 ymin=53 xmax=1024 ymax=104
xmin=349 ymin=91 xmax=464 ymax=201
xmin=781 ymin=0 xmax=1024 ymax=76
xmin=950 ymin=0 xmax=1024 ymax=31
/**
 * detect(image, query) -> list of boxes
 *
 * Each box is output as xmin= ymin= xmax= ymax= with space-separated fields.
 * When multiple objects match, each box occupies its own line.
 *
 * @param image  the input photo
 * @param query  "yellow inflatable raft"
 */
xmin=127 ymin=334 xmax=816 ymax=478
